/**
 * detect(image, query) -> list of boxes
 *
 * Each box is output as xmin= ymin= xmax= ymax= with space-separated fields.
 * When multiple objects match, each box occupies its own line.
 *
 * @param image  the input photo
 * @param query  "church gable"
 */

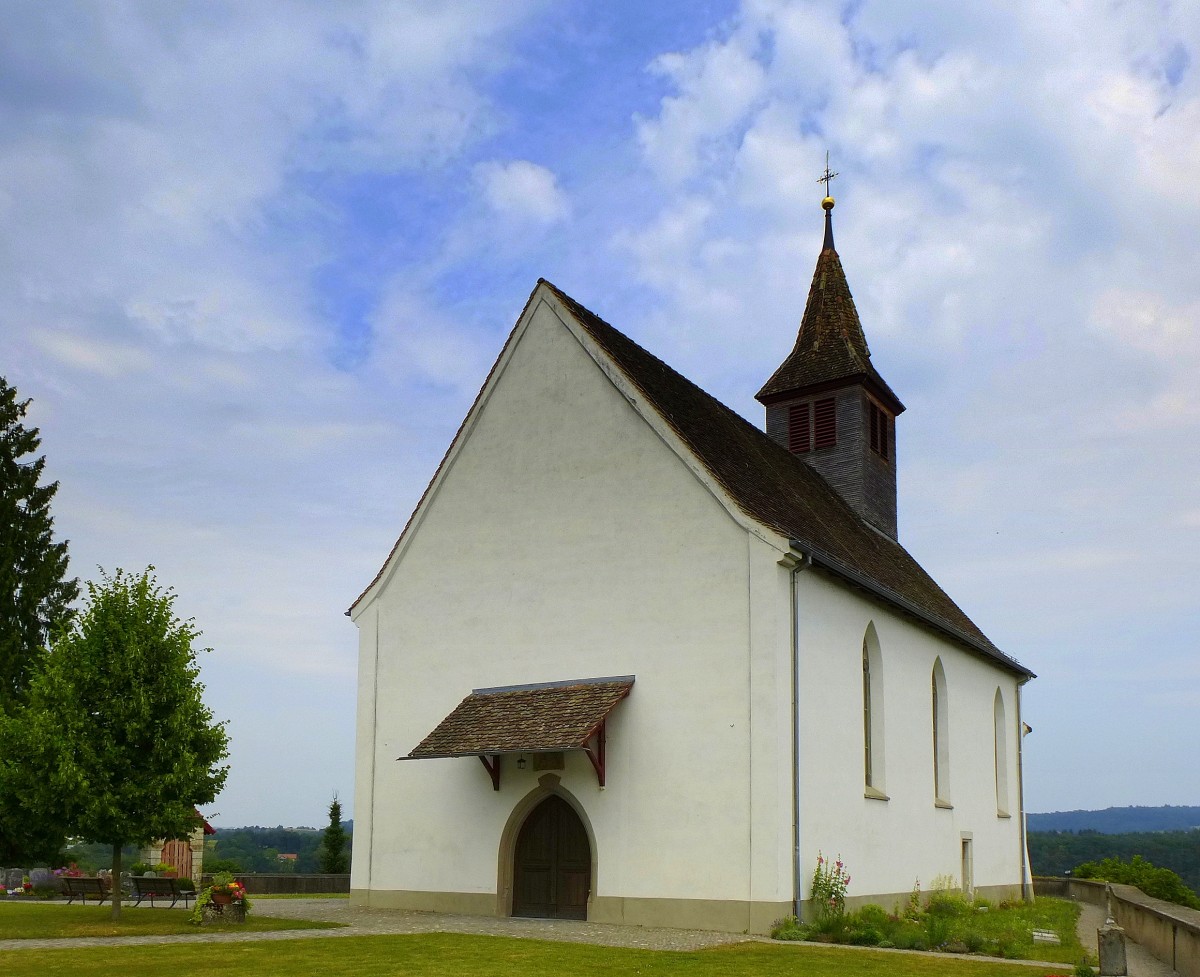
xmin=352 ymin=283 xmax=782 ymax=618
xmin=354 ymin=286 xmax=760 ymax=687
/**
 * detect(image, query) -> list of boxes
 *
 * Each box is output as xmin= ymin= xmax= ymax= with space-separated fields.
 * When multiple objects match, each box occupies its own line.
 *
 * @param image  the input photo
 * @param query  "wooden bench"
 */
xmin=62 ymin=876 xmax=111 ymax=904
xmin=130 ymin=875 xmax=193 ymax=908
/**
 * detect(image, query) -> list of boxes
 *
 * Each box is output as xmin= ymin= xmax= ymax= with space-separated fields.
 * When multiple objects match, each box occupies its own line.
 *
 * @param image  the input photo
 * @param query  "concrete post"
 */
xmin=1098 ymin=884 xmax=1128 ymax=976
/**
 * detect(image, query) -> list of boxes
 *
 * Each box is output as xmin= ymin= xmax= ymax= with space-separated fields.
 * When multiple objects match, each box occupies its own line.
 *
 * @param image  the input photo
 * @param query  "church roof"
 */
xmin=405 ymin=677 xmax=634 ymax=758
xmin=543 ymin=281 xmax=1030 ymax=678
xmin=755 ymin=214 xmax=904 ymax=412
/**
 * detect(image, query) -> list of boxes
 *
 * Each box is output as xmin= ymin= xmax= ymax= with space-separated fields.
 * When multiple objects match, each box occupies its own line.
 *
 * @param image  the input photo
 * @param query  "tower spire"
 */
xmin=755 ymin=165 xmax=907 ymax=539
xmin=817 ymin=151 xmax=838 ymax=251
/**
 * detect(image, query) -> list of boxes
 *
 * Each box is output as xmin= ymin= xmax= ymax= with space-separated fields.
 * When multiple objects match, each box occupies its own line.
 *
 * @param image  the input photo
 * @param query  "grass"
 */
xmin=778 ymin=896 xmax=1089 ymax=967
xmin=0 ymin=901 xmax=343 ymax=938
xmin=0 ymin=932 xmax=1076 ymax=977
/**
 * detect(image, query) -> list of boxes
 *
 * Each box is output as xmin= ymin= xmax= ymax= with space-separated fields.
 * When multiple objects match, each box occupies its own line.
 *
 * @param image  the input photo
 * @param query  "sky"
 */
xmin=2 ymin=0 xmax=1197 ymax=828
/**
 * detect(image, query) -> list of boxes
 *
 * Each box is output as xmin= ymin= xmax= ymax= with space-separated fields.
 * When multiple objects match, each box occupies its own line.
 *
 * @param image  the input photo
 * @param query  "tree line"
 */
xmin=205 ymin=819 xmax=352 ymax=874
xmin=1029 ymin=829 xmax=1200 ymax=893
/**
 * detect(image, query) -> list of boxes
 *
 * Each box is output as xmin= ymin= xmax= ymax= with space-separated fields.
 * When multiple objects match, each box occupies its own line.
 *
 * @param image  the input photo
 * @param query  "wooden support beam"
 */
xmin=479 ymin=754 xmax=501 ymax=791
xmin=582 ymin=720 xmax=607 ymax=787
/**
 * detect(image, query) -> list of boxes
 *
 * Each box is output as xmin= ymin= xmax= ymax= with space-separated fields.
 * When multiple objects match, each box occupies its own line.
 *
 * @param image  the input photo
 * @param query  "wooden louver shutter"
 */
xmin=813 ymin=397 xmax=836 ymax=448
xmin=869 ymin=402 xmax=889 ymax=459
xmin=788 ymin=403 xmax=811 ymax=453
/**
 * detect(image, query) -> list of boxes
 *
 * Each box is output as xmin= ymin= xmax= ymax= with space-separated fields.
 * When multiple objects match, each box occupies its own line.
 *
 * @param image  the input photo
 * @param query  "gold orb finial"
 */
xmin=817 ymin=151 xmax=839 ymax=207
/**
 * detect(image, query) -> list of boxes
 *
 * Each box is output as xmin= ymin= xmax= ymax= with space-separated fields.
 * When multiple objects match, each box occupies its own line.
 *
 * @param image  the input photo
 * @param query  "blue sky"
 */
xmin=2 ymin=0 xmax=1197 ymax=827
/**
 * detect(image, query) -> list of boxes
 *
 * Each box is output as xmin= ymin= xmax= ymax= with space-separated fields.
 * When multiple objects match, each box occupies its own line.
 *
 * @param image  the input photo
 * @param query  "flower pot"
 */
xmin=211 ymin=892 xmax=232 ymax=906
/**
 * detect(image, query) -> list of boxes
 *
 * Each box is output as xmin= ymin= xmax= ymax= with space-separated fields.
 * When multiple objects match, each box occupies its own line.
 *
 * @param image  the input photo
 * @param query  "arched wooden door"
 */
xmin=512 ymin=795 xmax=590 ymax=919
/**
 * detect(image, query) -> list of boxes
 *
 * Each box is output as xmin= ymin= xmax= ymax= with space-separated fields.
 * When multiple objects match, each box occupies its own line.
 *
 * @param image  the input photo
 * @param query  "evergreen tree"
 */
xmin=319 ymin=794 xmax=349 ymax=874
xmin=11 ymin=567 xmax=229 ymax=918
xmin=0 ymin=376 xmax=79 ymax=711
xmin=0 ymin=376 xmax=79 ymax=863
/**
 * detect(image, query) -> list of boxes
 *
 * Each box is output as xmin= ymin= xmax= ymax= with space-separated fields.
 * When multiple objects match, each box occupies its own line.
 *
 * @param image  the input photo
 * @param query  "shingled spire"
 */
xmin=756 ymin=192 xmax=906 ymax=539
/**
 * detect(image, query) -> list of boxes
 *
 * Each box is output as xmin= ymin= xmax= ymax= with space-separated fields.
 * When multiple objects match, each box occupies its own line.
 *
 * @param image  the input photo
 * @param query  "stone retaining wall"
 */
xmin=1036 ymin=876 xmax=1200 ymax=977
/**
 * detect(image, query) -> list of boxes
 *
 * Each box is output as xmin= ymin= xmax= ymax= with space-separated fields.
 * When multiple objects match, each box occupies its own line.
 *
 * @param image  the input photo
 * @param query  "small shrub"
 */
xmin=927 ymin=887 xmax=971 ymax=917
xmin=902 ymin=880 xmax=923 ymax=920
xmin=807 ymin=911 xmax=850 ymax=941
xmin=962 ymin=930 xmax=986 ymax=953
xmin=770 ymin=915 xmax=806 ymax=941
xmin=994 ymin=936 xmax=1021 ymax=958
xmin=177 ymin=878 xmax=194 ymax=891
xmin=925 ymin=913 xmax=952 ymax=949
xmin=1074 ymin=965 xmax=1097 ymax=977
xmin=129 ymin=862 xmax=151 ymax=876
xmin=893 ymin=927 xmax=929 ymax=951
xmin=852 ymin=903 xmax=892 ymax=928
xmin=849 ymin=926 xmax=883 ymax=946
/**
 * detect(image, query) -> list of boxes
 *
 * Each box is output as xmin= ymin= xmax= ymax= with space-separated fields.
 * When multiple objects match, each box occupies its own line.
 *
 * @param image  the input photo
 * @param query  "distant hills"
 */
xmin=1028 ymin=805 xmax=1200 ymax=834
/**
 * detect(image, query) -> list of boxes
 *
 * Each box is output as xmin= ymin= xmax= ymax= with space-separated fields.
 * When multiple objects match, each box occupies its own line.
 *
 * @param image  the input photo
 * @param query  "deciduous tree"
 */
xmin=19 ymin=567 xmax=229 ymax=918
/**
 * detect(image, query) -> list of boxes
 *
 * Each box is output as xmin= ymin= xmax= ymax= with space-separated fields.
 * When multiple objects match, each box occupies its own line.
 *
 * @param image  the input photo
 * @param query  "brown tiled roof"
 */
xmin=407 ymin=678 xmax=634 ymax=758
xmin=756 ymin=244 xmax=904 ymax=412
xmin=543 ymin=281 xmax=1031 ymax=677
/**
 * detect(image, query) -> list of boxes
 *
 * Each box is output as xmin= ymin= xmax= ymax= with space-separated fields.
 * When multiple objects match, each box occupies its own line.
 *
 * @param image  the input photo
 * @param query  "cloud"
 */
xmin=474 ymin=159 xmax=571 ymax=225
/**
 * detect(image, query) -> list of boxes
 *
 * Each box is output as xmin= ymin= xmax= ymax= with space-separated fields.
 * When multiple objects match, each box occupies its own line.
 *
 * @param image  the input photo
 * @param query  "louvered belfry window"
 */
xmin=869 ymin=401 xmax=889 ymax=460
xmin=813 ymin=397 xmax=836 ymax=449
xmin=788 ymin=403 xmax=811 ymax=453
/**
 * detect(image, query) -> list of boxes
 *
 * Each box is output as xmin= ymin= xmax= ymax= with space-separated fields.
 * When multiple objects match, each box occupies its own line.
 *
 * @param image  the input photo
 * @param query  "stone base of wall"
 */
xmin=351 ymin=888 xmax=790 ymax=934
xmin=351 ymin=883 xmax=1024 ymax=936
xmin=817 ymin=882 xmax=1024 ymax=919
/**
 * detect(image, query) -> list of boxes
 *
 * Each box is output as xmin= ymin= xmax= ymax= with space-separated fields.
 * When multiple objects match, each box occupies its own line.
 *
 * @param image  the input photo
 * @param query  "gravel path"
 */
xmin=0 ymin=898 xmax=747 ymax=953
xmin=1074 ymin=899 xmax=1179 ymax=976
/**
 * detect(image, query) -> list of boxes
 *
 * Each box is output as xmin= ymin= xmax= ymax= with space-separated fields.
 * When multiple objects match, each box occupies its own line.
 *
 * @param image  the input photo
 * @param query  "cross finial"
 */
xmin=817 ymin=151 xmax=838 ymax=196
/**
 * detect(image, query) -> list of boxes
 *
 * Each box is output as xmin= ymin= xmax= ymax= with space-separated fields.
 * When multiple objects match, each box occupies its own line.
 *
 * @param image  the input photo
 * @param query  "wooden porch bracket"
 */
xmin=581 ymin=719 xmax=607 ymax=787
xmin=479 ymin=754 xmax=501 ymax=791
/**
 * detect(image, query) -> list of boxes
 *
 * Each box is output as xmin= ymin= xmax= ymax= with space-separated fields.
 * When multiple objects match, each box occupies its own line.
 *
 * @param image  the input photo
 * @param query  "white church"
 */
xmin=348 ymin=195 xmax=1035 ymax=934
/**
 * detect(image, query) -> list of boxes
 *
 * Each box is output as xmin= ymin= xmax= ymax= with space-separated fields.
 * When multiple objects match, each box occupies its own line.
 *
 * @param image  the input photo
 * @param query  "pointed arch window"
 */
xmin=994 ymin=688 xmax=1010 ymax=816
xmin=862 ymin=624 xmax=887 ymax=799
xmin=932 ymin=659 xmax=950 ymax=807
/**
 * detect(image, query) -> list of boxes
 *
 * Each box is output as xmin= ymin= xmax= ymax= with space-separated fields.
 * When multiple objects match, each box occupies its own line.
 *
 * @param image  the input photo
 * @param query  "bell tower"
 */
xmin=756 ymin=182 xmax=905 ymax=539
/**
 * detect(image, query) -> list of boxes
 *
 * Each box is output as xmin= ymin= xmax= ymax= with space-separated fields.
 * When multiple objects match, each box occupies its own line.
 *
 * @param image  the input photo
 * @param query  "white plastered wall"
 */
xmin=795 ymin=569 xmax=1024 ymax=904
xmin=351 ymin=295 xmax=794 ymax=911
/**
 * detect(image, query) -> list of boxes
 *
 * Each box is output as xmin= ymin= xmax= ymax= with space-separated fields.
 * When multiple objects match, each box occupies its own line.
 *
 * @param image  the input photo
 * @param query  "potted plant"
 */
xmin=189 ymin=872 xmax=250 ymax=924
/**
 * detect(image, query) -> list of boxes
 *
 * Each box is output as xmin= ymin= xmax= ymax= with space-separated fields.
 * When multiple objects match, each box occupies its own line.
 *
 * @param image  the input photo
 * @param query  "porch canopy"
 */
xmin=403 ymin=675 xmax=634 ymax=789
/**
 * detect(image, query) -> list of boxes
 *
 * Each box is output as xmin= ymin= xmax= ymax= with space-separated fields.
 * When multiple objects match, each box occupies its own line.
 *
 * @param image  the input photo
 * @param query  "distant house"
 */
xmin=349 ymin=199 xmax=1035 ymax=933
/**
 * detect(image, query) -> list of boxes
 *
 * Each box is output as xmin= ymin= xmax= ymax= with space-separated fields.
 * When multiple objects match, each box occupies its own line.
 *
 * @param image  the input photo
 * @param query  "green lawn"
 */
xmin=0 ymin=932 xmax=1075 ymax=977
xmin=0 ymin=901 xmax=343 ymax=938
